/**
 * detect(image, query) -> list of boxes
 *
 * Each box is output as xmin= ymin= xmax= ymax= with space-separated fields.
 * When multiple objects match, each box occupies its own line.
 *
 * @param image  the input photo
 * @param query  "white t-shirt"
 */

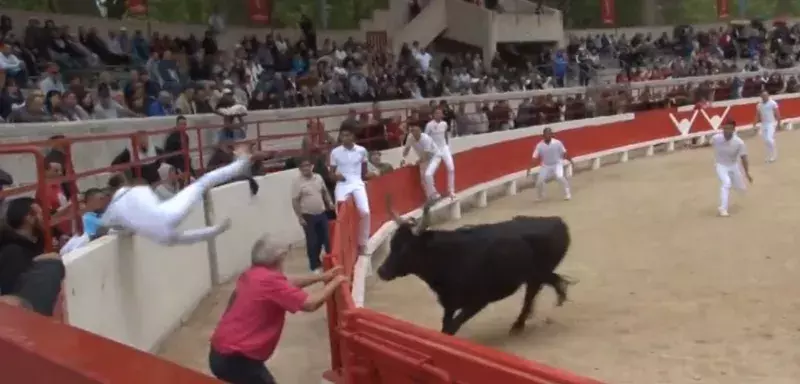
xmin=533 ymin=139 xmax=567 ymax=166
xmin=329 ymin=144 xmax=368 ymax=185
xmin=415 ymin=51 xmax=433 ymax=72
xmin=710 ymin=133 xmax=747 ymax=166
xmin=757 ymin=99 xmax=779 ymax=125
xmin=424 ymin=120 xmax=449 ymax=149
xmin=405 ymin=132 xmax=439 ymax=159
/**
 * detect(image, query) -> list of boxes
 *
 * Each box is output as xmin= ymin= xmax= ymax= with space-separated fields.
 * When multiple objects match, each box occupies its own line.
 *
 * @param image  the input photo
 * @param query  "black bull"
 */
xmin=377 ymin=198 xmax=574 ymax=335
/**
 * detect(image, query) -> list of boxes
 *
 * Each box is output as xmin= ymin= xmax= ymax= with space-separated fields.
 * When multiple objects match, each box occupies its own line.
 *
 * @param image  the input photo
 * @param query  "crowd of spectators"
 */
xmin=0 ymin=9 xmax=614 ymax=124
xmin=567 ymin=19 xmax=800 ymax=84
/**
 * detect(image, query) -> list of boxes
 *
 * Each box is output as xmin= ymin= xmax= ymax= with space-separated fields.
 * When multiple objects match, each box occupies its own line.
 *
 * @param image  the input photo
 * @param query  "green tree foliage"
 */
xmin=272 ymin=0 xmax=388 ymax=29
xmin=0 ymin=0 xmax=55 ymax=12
xmin=5 ymin=0 xmax=795 ymax=29
xmin=561 ymin=0 xmax=800 ymax=28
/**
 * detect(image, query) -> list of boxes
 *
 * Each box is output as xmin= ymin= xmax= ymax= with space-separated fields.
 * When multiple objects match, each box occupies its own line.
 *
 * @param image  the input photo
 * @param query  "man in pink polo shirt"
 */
xmin=209 ymin=236 xmax=346 ymax=383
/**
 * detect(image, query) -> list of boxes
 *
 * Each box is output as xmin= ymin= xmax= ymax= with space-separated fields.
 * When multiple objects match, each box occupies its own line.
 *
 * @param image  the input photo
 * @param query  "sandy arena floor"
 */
xmin=159 ymin=130 xmax=800 ymax=384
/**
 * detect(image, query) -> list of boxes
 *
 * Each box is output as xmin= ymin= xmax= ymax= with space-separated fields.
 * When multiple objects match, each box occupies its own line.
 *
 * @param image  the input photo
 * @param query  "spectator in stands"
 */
xmin=147 ymin=90 xmax=175 ymax=117
xmin=0 ymin=41 xmax=27 ymax=87
xmin=37 ymin=161 xmax=73 ymax=239
xmin=79 ymin=92 xmax=95 ymax=116
xmin=83 ymin=27 xmax=129 ymax=66
xmin=215 ymin=91 xmax=247 ymax=141
xmin=154 ymin=164 xmax=180 ymax=200
xmin=552 ymin=52 xmax=567 ymax=88
xmin=131 ymin=30 xmax=149 ymax=64
xmin=93 ymin=83 xmax=136 ymax=119
xmin=193 ymin=84 xmax=214 ymax=114
xmin=247 ymin=90 xmax=270 ymax=111
xmin=0 ymin=197 xmax=46 ymax=296
xmin=7 ymin=92 xmax=53 ymax=123
xmin=367 ymin=151 xmax=393 ymax=175
xmin=80 ymin=188 xmax=108 ymax=239
xmin=157 ymin=49 xmax=182 ymax=94
xmin=39 ymin=63 xmax=65 ymax=94
xmin=455 ymin=102 xmax=489 ymax=135
xmin=174 ymin=85 xmax=196 ymax=114
xmin=208 ymin=236 xmax=346 ymax=384
xmin=43 ymin=90 xmax=61 ymax=116
xmin=43 ymin=134 xmax=67 ymax=171
xmin=0 ymin=252 xmax=65 ymax=317
xmin=0 ymin=78 xmax=24 ymax=120
xmin=291 ymin=157 xmax=334 ymax=272
xmin=111 ymin=131 xmax=163 ymax=185
xmin=163 ymin=115 xmax=193 ymax=174
xmin=57 ymin=91 xmax=90 ymax=121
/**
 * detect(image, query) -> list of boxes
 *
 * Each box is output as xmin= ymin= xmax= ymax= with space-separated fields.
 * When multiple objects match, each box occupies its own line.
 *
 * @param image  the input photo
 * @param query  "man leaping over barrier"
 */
xmin=101 ymin=144 xmax=261 ymax=245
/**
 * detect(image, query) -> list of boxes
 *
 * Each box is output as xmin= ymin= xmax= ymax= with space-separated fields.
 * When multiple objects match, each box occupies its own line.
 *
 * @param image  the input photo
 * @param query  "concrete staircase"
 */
xmin=382 ymin=0 xmax=564 ymax=62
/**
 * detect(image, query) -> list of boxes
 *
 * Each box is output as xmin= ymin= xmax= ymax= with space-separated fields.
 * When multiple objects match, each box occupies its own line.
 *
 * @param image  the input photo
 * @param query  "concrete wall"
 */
xmin=63 ymin=204 xmax=211 ymax=352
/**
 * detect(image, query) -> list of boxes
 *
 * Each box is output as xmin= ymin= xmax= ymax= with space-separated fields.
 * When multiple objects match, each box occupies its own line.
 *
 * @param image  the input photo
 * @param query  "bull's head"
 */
xmin=376 ymin=194 xmax=432 ymax=281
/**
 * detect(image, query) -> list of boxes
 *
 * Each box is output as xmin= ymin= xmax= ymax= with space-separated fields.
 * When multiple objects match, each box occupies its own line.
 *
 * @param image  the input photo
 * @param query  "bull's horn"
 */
xmin=384 ymin=194 xmax=405 ymax=225
xmin=413 ymin=200 xmax=432 ymax=234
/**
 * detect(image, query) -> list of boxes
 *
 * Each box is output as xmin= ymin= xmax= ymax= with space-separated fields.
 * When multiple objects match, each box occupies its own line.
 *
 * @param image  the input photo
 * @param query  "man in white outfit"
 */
xmin=101 ymin=144 xmax=256 ymax=245
xmin=329 ymin=126 xmax=371 ymax=254
xmin=710 ymin=121 xmax=753 ymax=217
xmin=527 ymin=128 xmax=574 ymax=200
xmin=754 ymin=91 xmax=781 ymax=163
xmin=424 ymin=108 xmax=456 ymax=199
xmin=400 ymin=124 xmax=441 ymax=201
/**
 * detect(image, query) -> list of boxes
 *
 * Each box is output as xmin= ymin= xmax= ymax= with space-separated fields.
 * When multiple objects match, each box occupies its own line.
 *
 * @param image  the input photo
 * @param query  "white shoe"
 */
xmin=564 ymin=193 xmax=571 ymax=201
xmin=718 ymin=208 xmax=729 ymax=217
xmin=312 ymin=268 xmax=323 ymax=275
xmin=218 ymin=218 xmax=233 ymax=232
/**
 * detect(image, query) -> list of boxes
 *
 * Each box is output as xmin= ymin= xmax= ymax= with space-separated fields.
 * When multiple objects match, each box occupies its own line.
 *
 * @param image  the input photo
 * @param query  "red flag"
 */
xmin=601 ymin=0 xmax=615 ymax=25
xmin=716 ymin=0 xmax=729 ymax=19
xmin=249 ymin=0 xmax=271 ymax=23
xmin=127 ymin=0 xmax=147 ymax=14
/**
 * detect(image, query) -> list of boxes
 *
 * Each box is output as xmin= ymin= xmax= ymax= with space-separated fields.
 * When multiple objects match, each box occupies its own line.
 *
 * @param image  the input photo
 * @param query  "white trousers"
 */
xmin=536 ymin=163 xmax=570 ymax=197
xmin=335 ymin=182 xmax=370 ymax=247
xmin=716 ymin=163 xmax=746 ymax=211
xmin=761 ymin=122 xmax=777 ymax=160
xmin=112 ymin=157 xmax=249 ymax=245
xmin=424 ymin=146 xmax=455 ymax=196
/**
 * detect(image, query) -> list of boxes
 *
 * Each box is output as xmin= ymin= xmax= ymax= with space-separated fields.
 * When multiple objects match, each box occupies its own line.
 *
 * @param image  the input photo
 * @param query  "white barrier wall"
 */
xmin=63 ymin=204 xmax=211 ymax=352
xmin=208 ymin=171 xmax=306 ymax=283
xmin=60 ymin=94 xmax=784 ymax=354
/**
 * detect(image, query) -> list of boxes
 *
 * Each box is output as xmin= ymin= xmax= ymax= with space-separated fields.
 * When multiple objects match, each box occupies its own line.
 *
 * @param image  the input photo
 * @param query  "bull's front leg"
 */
xmin=446 ymin=302 xmax=488 ymax=335
xmin=441 ymin=307 xmax=456 ymax=334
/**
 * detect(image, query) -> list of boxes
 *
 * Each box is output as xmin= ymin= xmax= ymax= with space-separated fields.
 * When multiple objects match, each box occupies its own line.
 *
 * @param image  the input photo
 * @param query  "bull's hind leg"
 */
xmin=510 ymin=281 xmax=544 ymax=334
xmin=544 ymin=273 xmax=575 ymax=306
xmin=443 ymin=303 xmax=488 ymax=335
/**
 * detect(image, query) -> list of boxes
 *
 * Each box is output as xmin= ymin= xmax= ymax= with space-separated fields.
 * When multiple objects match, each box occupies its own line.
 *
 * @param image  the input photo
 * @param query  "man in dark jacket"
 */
xmin=163 ymin=115 xmax=194 ymax=175
xmin=0 ymin=197 xmax=46 ymax=296
xmin=0 ymin=252 xmax=65 ymax=317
